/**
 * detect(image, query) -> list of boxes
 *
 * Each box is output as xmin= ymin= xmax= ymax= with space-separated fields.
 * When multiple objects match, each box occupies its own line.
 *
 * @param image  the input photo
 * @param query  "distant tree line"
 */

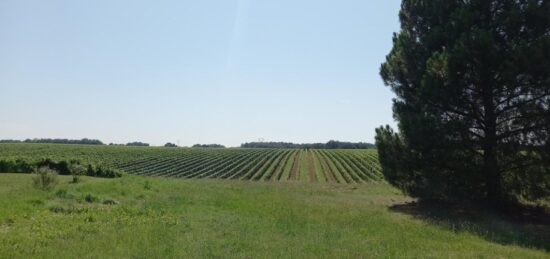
xmin=0 ymin=138 xmax=104 ymax=145
xmin=240 ymin=140 xmax=375 ymax=149
xmin=192 ymin=144 xmax=226 ymax=148
xmin=126 ymin=142 xmax=150 ymax=147
xmin=164 ymin=143 xmax=177 ymax=147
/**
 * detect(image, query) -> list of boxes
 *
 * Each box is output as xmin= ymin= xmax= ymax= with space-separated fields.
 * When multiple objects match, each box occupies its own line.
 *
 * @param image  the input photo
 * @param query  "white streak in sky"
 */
xmin=221 ymin=0 xmax=251 ymax=88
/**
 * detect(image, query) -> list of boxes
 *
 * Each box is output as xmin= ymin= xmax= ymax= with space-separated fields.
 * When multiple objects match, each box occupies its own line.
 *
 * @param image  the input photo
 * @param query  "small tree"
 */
xmin=69 ymin=163 xmax=86 ymax=183
xmin=164 ymin=142 xmax=177 ymax=147
xmin=32 ymin=167 xmax=58 ymax=191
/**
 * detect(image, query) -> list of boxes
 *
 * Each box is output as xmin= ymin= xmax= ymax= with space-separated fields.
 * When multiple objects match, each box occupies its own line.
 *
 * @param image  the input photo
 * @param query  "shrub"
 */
xmin=36 ymin=159 xmax=70 ymax=175
xmin=0 ymin=160 xmax=15 ymax=172
xmin=55 ymin=189 xmax=75 ymax=199
xmin=14 ymin=160 xmax=33 ymax=173
xmin=84 ymin=165 xmax=122 ymax=178
xmin=84 ymin=194 xmax=99 ymax=203
xmin=0 ymin=158 xmax=122 ymax=179
xmin=32 ymin=167 xmax=58 ymax=191
xmin=69 ymin=163 xmax=86 ymax=183
xmin=0 ymin=159 xmax=33 ymax=173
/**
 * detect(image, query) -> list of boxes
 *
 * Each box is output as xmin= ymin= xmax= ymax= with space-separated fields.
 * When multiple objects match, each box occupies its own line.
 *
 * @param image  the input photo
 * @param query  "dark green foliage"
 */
xmin=164 ymin=142 xmax=177 ymax=147
xmin=84 ymin=194 xmax=99 ymax=203
xmin=126 ymin=142 xmax=150 ymax=147
xmin=48 ymin=205 xmax=88 ymax=214
xmin=0 ymin=159 xmax=33 ymax=173
xmin=374 ymin=127 xmax=410 ymax=192
xmin=0 ymin=138 xmax=104 ymax=145
xmin=37 ymin=159 xmax=70 ymax=175
xmin=85 ymin=164 xmax=122 ymax=178
xmin=55 ymin=189 xmax=74 ymax=199
xmin=0 ymin=158 xmax=122 ymax=179
xmin=378 ymin=0 xmax=550 ymax=204
xmin=241 ymin=141 xmax=374 ymax=149
xmin=375 ymin=126 xmax=485 ymax=201
xmin=192 ymin=144 xmax=226 ymax=148
xmin=325 ymin=140 xmax=374 ymax=149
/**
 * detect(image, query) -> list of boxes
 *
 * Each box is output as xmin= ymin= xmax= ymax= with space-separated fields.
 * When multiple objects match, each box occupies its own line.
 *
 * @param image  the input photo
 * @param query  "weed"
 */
xmin=102 ymin=199 xmax=119 ymax=205
xmin=144 ymin=180 xmax=152 ymax=190
xmin=84 ymin=194 xmax=99 ymax=203
xmin=32 ymin=167 xmax=58 ymax=191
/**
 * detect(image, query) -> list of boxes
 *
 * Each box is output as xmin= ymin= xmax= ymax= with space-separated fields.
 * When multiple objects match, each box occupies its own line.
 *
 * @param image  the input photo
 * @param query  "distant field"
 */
xmin=0 ymin=144 xmax=382 ymax=183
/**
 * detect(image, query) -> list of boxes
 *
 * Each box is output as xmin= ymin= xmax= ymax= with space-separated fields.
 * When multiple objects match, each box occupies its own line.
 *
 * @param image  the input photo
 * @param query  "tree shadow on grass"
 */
xmin=389 ymin=201 xmax=550 ymax=252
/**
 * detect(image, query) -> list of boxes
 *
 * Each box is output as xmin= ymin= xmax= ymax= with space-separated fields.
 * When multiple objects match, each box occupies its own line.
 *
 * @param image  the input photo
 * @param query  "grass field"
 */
xmin=1 ymin=173 xmax=549 ymax=258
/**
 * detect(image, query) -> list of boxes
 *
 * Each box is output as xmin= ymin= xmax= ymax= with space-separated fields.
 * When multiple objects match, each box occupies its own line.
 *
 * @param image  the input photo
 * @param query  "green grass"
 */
xmin=1 ymin=173 xmax=549 ymax=258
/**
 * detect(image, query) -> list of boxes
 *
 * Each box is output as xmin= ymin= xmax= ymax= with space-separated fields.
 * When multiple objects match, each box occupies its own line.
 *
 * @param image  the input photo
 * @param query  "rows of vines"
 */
xmin=0 ymin=144 xmax=383 ymax=184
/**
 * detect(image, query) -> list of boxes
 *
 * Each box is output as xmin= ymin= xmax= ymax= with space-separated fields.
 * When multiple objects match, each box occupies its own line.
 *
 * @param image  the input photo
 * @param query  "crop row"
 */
xmin=0 ymin=144 xmax=383 ymax=184
xmin=116 ymin=149 xmax=383 ymax=183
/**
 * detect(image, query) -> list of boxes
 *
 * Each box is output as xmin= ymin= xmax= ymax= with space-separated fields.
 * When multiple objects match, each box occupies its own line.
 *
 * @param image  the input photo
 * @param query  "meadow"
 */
xmin=1 ymin=173 xmax=550 ymax=258
xmin=0 ymin=144 xmax=549 ymax=258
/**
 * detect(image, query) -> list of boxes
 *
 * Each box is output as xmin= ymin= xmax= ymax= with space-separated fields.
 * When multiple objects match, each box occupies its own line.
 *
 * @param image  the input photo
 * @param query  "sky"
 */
xmin=0 ymin=0 xmax=401 ymax=147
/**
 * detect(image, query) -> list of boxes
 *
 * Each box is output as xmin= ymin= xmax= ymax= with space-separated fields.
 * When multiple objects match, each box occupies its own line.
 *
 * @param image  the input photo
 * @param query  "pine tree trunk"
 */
xmin=482 ymin=86 xmax=503 ymax=205
xmin=483 ymin=140 xmax=502 ymax=205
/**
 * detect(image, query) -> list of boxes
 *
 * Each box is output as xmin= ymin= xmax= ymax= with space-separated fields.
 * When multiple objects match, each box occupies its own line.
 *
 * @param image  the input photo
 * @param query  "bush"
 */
xmin=0 ymin=160 xmax=15 ymax=172
xmin=0 ymin=158 xmax=123 ymax=179
xmin=85 ymin=165 xmax=122 ymax=178
xmin=32 ymin=167 xmax=58 ymax=191
xmin=55 ymin=189 xmax=75 ymax=199
xmin=0 ymin=160 xmax=33 ymax=173
xmin=36 ymin=159 xmax=70 ymax=175
xmin=84 ymin=194 xmax=99 ymax=203
xmin=69 ymin=163 xmax=86 ymax=183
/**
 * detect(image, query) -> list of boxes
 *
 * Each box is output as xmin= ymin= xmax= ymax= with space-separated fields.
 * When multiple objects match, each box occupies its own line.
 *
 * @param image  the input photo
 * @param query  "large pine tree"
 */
xmin=377 ymin=0 xmax=550 ymax=204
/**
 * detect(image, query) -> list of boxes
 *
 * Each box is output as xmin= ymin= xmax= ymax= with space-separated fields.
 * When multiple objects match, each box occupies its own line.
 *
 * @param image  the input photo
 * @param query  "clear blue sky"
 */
xmin=0 ymin=0 xmax=401 ymax=147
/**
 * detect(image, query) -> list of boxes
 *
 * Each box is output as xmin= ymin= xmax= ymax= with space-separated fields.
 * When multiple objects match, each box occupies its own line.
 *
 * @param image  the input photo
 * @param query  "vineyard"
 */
xmin=0 ymin=144 xmax=383 ymax=183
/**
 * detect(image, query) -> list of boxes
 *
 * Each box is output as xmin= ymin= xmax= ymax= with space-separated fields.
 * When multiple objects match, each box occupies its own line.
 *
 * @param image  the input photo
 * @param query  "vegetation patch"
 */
xmin=102 ymin=199 xmax=119 ymax=205
xmin=84 ymin=194 xmax=99 ymax=203
xmin=0 ymin=173 xmax=548 ymax=258
xmin=0 ymin=144 xmax=383 ymax=183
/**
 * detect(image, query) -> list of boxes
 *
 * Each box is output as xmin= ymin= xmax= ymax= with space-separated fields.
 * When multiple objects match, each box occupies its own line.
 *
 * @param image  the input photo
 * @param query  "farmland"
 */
xmin=0 ymin=144 xmax=383 ymax=183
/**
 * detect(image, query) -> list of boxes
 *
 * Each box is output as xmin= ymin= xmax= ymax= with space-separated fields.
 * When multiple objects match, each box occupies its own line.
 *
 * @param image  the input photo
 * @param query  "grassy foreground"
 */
xmin=0 ymin=174 xmax=549 ymax=258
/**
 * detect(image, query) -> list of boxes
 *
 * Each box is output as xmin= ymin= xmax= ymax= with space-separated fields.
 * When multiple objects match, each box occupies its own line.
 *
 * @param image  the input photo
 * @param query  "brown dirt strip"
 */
xmin=317 ymin=151 xmax=337 ymax=183
xmin=289 ymin=150 xmax=301 ymax=180
xmin=307 ymin=150 xmax=317 ymax=182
